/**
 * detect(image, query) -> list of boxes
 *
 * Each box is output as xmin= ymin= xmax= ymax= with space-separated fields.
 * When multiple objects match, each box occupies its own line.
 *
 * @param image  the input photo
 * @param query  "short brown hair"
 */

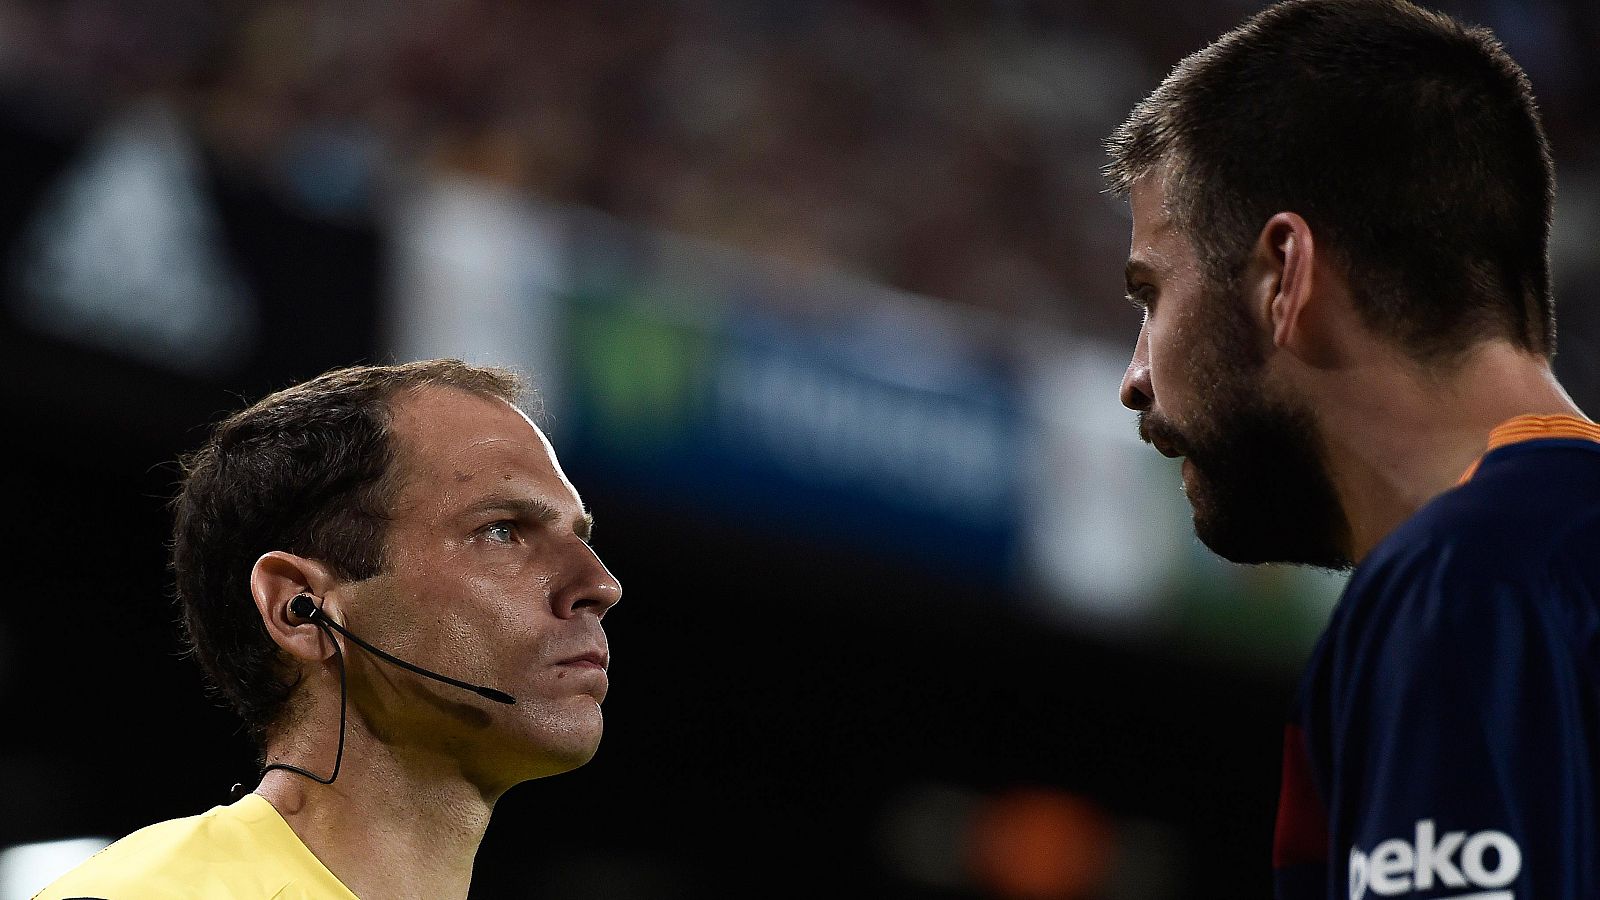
xmin=171 ymin=359 xmax=526 ymax=744
xmin=1105 ymin=0 xmax=1556 ymax=361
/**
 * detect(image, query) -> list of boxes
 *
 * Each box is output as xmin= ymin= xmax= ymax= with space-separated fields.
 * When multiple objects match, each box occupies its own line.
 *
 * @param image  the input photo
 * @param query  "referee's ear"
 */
xmin=249 ymin=550 xmax=341 ymax=664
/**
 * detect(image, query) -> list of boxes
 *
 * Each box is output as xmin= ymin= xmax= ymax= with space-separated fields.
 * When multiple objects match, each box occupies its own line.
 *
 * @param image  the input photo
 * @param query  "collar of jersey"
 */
xmin=236 ymin=793 xmax=362 ymax=898
xmin=1458 ymin=413 xmax=1600 ymax=483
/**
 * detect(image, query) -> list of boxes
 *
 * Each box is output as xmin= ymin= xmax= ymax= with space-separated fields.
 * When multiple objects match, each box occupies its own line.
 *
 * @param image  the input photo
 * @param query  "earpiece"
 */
xmin=288 ymin=593 xmax=319 ymax=621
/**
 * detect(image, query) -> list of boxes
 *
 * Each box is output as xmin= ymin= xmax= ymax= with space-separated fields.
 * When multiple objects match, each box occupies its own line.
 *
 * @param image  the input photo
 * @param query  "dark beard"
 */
xmin=1138 ymin=288 xmax=1352 ymax=569
xmin=1144 ymin=395 xmax=1351 ymax=569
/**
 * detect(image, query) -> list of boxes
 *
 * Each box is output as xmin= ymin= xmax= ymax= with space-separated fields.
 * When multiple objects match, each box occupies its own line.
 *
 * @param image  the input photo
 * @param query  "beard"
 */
xmin=1140 ymin=288 xmax=1352 ymax=570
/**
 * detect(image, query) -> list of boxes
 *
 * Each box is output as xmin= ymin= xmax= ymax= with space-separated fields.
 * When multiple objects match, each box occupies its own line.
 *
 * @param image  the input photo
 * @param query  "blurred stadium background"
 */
xmin=0 ymin=1 xmax=1595 ymax=898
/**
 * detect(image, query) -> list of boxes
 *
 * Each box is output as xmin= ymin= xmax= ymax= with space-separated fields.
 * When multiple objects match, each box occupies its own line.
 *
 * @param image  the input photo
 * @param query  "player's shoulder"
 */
xmin=1367 ymin=439 xmax=1600 ymax=585
xmin=1325 ymin=439 xmax=1600 ymax=656
xmin=1304 ymin=442 xmax=1600 ymax=714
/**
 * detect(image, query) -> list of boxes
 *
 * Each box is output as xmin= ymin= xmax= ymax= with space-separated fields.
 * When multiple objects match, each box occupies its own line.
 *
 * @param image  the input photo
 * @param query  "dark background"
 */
xmin=1 ymin=2 xmax=1596 ymax=898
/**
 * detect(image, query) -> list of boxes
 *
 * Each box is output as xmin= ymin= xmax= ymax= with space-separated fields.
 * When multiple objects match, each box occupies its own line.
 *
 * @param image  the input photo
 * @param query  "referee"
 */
xmin=37 ymin=360 xmax=621 ymax=898
xmin=1108 ymin=1 xmax=1598 ymax=896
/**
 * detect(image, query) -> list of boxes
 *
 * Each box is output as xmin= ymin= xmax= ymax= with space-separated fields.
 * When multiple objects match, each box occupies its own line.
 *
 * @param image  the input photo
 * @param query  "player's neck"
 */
xmin=1318 ymin=341 xmax=1585 ymax=563
xmin=256 ymin=724 xmax=495 ymax=900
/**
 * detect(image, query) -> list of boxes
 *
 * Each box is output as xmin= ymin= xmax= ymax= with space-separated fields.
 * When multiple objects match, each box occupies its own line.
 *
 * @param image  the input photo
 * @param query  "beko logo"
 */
xmin=1349 ymin=819 xmax=1521 ymax=900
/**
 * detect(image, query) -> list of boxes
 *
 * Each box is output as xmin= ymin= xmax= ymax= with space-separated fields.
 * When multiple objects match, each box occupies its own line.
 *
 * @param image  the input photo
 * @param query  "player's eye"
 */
xmin=1127 ymin=285 xmax=1156 ymax=312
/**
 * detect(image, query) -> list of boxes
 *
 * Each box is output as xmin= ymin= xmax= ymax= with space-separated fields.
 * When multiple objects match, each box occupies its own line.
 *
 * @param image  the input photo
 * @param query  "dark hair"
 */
xmin=171 ymin=359 xmax=526 ymax=744
xmin=1105 ymin=0 xmax=1556 ymax=361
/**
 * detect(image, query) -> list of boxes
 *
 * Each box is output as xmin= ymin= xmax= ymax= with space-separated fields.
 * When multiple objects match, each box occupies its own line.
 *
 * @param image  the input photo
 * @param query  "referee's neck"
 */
xmin=256 ymin=743 xmax=493 ymax=900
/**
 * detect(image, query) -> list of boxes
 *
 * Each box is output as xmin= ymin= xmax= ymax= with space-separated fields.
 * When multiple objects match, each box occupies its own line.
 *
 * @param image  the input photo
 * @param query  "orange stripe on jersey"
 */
xmin=1458 ymin=414 xmax=1600 ymax=484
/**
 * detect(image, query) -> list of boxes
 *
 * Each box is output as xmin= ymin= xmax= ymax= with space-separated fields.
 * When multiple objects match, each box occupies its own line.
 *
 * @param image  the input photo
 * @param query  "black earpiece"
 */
xmin=288 ymin=593 xmax=318 ymax=621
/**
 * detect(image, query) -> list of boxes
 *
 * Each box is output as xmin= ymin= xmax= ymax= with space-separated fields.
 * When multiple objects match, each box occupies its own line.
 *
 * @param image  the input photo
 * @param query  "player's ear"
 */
xmin=1253 ymin=211 xmax=1340 ymax=367
xmin=250 ymin=551 xmax=339 ymax=663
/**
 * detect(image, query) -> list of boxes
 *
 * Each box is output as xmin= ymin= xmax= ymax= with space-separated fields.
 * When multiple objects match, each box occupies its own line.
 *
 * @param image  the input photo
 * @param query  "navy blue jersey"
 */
xmin=1274 ymin=416 xmax=1600 ymax=900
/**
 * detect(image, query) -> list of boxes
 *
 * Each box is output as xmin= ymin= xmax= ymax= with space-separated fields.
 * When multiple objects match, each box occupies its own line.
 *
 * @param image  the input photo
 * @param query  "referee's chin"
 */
xmin=475 ymin=702 xmax=606 ymax=791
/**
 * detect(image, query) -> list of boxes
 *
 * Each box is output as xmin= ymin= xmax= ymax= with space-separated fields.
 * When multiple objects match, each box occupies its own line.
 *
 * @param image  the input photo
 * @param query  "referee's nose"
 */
xmin=553 ymin=540 xmax=622 ymax=621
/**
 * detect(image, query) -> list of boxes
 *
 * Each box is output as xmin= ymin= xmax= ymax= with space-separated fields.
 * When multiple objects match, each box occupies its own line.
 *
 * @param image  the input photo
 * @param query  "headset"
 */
xmin=239 ymin=594 xmax=516 ymax=795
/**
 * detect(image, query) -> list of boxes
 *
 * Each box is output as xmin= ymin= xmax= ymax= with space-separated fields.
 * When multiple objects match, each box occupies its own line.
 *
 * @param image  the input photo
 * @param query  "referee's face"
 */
xmin=338 ymin=384 xmax=622 ymax=792
xmin=1119 ymin=169 xmax=1349 ymax=569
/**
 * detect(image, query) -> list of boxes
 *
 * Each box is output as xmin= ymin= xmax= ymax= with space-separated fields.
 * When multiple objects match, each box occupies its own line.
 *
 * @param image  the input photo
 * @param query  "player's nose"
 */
xmin=1120 ymin=326 xmax=1153 ymax=412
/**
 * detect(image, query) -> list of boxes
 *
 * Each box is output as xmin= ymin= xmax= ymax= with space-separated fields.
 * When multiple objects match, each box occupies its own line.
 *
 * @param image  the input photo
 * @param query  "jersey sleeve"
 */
xmin=1325 ymin=544 xmax=1598 ymax=899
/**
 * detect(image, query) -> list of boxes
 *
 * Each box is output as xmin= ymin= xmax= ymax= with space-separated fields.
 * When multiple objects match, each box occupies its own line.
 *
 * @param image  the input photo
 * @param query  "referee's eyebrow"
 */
xmin=464 ymin=495 xmax=595 ymax=542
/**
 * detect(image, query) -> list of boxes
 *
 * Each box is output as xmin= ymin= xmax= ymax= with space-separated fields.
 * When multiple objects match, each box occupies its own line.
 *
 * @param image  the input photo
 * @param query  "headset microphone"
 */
xmin=253 ymin=594 xmax=516 ymax=791
xmin=286 ymin=595 xmax=516 ymax=704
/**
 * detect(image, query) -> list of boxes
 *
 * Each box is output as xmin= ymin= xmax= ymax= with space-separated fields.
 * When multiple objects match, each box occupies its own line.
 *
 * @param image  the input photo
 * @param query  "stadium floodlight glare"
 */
xmin=0 ymin=837 xmax=113 ymax=900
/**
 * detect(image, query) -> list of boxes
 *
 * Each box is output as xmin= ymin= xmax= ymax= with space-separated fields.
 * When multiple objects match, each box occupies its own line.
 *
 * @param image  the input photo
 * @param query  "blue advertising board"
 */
xmin=557 ymin=254 xmax=1026 ymax=586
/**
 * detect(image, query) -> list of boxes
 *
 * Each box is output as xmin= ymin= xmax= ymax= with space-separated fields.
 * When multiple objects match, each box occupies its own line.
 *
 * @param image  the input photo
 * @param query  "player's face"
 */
xmin=1119 ymin=172 xmax=1350 ymax=568
xmin=339 ymin=385 xmax=622 ymax=791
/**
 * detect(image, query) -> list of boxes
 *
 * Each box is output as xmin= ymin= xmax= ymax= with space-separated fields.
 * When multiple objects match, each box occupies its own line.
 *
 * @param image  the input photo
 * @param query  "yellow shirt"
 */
xmin=32 ymin=794 xmax=359 ymax=899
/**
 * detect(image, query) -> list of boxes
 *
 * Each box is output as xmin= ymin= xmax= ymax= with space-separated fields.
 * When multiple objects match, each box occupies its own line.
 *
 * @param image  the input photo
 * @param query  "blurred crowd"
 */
xmin=1 ymin=0 xmax=1597 ymax=344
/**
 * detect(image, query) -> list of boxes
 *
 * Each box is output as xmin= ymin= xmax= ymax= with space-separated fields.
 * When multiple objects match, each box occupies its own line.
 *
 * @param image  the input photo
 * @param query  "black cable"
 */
xmin=313 ymin=615 xmax=515 ymax=705
xmin=251 ymin=619 xmax=348 ymax=789
xmin=228 ymin=596 xmax=514 ymax=800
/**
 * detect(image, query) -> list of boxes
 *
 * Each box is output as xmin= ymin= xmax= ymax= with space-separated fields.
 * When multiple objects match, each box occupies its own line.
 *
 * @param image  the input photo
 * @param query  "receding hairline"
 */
xmin=335 ymin=360 xmax=536 ymax=463
xmin=311 ymin=363 xmax=537 ymax=568
xmin=374 ymin=376 xmax=558 ymax=516
xmin=372 ymin=360 xmax=528 ymax=411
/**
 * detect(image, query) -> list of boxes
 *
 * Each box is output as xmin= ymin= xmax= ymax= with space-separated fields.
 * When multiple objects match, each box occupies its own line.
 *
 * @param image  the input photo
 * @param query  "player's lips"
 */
xmin=1137 ymin=414 xmax=1186 ymax=459
xmin=1150 ymin=436 xmax=1184 ymax=459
